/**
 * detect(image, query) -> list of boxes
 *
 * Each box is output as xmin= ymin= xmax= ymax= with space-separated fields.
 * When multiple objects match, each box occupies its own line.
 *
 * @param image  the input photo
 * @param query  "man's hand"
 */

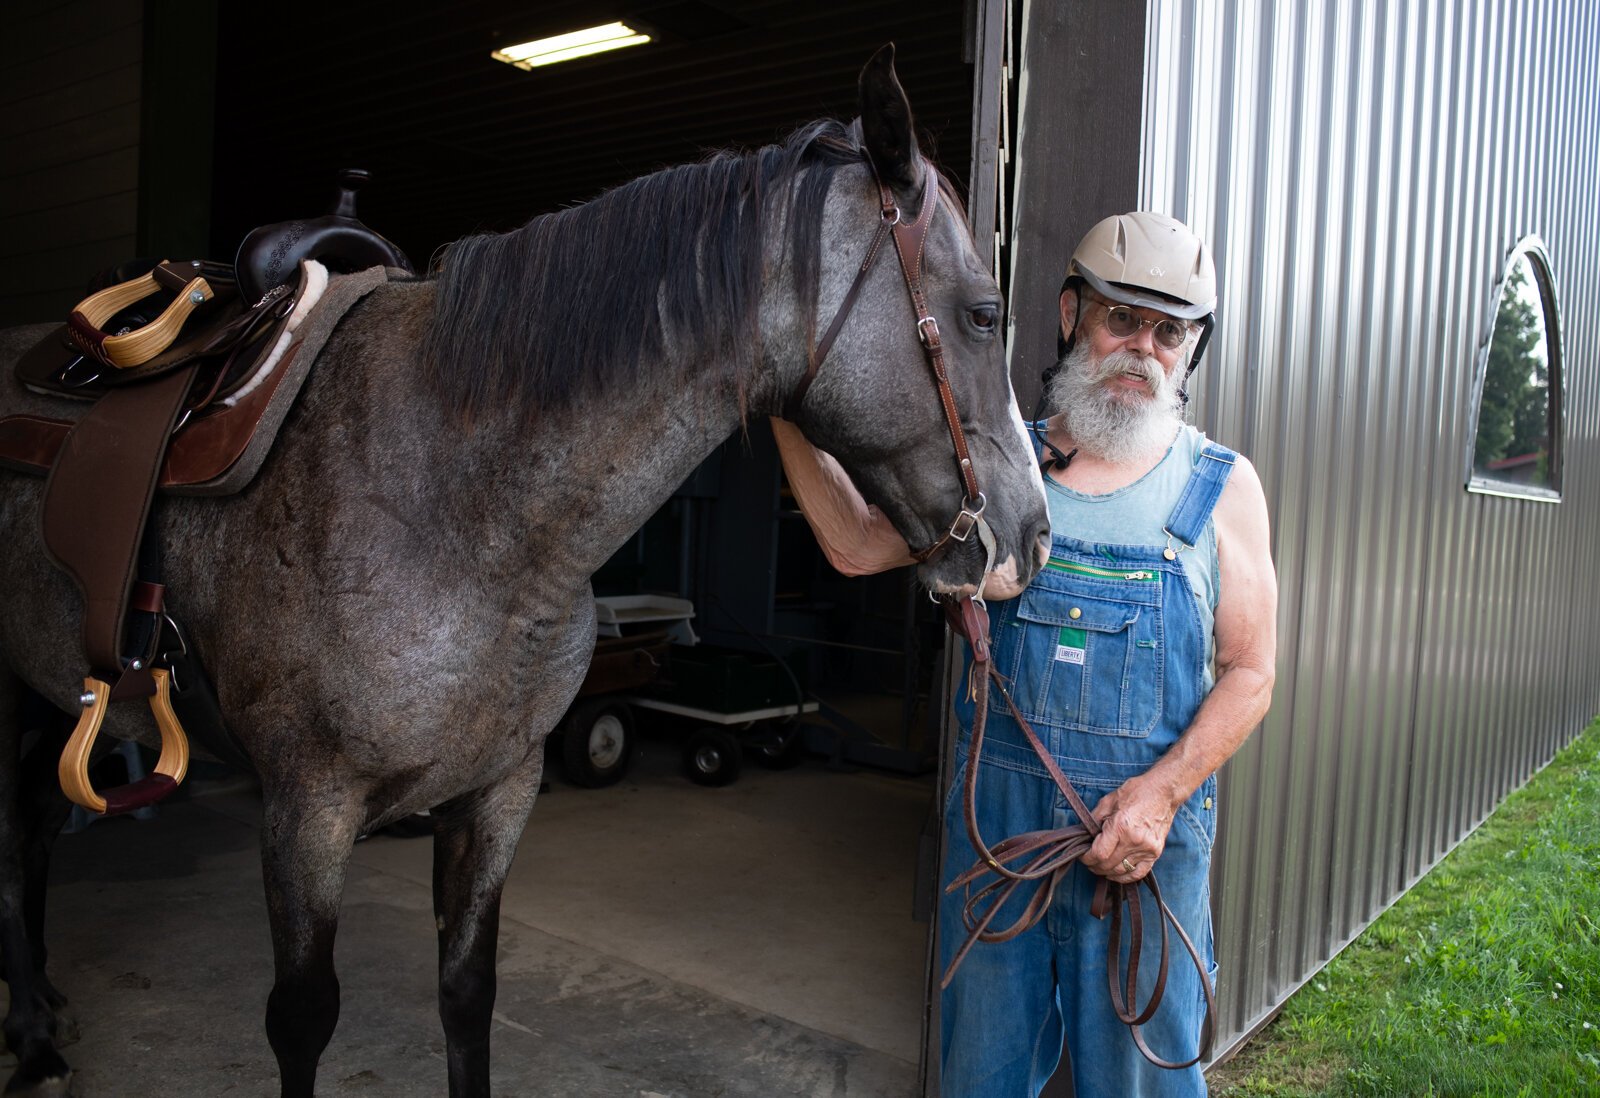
xmin=1081 ymin=775 xmax=1181 ymax=884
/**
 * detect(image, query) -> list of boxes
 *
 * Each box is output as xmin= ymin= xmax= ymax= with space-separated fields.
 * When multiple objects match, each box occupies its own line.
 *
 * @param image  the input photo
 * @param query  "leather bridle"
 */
xmin=787 ymin=154 xmax=987 ymax=566
xmin=787 ymin=151 xmax=1214 ymax=1069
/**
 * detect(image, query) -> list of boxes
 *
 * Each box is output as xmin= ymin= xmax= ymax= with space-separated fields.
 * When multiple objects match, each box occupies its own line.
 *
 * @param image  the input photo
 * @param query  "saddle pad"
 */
xmin=0 ymin=261 xmax=388 ymax=497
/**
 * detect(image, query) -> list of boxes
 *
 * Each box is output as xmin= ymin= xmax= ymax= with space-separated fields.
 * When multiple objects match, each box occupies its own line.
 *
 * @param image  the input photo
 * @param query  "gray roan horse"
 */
xmin=0 ymin=50 xmax=1047 ymax=1097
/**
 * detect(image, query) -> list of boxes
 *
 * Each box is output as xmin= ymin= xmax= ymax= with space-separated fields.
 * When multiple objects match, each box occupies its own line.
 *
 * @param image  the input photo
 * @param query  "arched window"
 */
xmin=1467 ymin=237 xmax=1564 ymax=500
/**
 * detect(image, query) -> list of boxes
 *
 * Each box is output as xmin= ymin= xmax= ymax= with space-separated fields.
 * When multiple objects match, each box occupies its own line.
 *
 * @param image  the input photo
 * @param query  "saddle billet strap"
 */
xmin=941 ymin=596 xmax=1216 ymax=1070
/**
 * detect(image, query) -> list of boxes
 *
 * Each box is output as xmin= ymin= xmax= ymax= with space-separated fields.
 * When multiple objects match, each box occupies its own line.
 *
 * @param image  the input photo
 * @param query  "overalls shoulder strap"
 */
xmin=1163 ymin=440 xmax=1237 ymax=549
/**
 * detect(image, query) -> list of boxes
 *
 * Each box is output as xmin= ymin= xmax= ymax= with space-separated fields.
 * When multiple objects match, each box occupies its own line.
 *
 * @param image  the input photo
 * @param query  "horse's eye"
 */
xmin=969 ymin=305 xmax=999 ymax=331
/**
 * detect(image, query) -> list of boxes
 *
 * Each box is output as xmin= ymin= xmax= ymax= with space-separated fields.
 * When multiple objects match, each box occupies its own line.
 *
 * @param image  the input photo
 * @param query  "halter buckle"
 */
xmin=917 ymin=315 xmax=940 ymax=345
xmin=947 ymin=492 xmax=986 ymax=543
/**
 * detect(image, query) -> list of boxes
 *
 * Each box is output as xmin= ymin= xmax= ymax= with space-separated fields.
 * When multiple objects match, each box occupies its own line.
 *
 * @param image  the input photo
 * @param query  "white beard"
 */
xmin=1045 ymin=343 xmax=1185 ymax=464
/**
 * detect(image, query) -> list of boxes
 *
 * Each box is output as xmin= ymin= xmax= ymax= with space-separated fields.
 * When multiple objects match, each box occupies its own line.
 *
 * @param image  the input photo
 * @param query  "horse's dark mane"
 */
xmin=423 ymin=118 xmax=872 ymax=422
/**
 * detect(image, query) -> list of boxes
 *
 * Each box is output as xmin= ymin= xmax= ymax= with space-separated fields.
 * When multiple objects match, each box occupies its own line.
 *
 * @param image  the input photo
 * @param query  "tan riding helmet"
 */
xmin=1048 ymin=212 xmax=1218 ymax=415
xmin=1068 ymin=211 xmax=1217 ymax=319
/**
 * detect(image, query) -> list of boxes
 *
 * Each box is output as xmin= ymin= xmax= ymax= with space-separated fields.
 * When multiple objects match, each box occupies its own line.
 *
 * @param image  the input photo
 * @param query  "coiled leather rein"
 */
xmin=942 ymin=597 xmax=1216 ymax=1070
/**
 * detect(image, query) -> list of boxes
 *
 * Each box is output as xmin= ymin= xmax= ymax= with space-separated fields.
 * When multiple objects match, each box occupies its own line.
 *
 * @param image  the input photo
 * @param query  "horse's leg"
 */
xmin=16 ymin=710 xmax=74 ymax=1024
xmin=431 ymin=760 xmax=544 ymax=1098
xmin=0 ymin=674 xmax=73 ymax=1095
xmin=260 ymin=788 xmax=362 ymax=1098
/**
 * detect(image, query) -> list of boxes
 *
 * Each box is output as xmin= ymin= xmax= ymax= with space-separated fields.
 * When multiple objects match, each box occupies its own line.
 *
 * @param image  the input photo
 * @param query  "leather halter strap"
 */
xmin=787 ymin=157 xmax=986 ymax=565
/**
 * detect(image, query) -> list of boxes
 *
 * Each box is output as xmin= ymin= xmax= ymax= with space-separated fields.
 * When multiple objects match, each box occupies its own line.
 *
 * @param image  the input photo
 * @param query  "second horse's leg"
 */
xmin=431 ymin=760 xmax=545 ymax=1098
xmin=260 ymin=789 xmax=362 ymax=1098
xmin=0 ymin=677 xmax=74 ymax=1097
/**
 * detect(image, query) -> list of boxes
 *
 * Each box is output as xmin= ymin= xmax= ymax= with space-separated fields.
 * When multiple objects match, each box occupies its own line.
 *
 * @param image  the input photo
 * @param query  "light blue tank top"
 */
xmin=1039 ymin=425 xmax=1222 ymax=686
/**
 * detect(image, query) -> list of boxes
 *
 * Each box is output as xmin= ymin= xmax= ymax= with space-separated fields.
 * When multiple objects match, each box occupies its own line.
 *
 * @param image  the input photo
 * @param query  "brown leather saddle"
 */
xmin=0 ymin=171 xmax=411 ymax=816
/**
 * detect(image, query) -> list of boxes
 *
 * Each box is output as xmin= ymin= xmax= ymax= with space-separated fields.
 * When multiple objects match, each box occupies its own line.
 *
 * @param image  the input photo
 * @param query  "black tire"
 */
xmin=682 ymin=726 xmax=743 ymax=787
xmin=561 ymin=699 xmax=635 ymax=788
xmin=751 ymin=721 xmax=808 ymax=770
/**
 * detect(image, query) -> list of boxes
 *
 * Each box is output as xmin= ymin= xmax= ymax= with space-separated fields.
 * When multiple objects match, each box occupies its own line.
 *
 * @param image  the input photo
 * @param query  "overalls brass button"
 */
xmin=1068 ymin=607 xmax=1081 ymax=620
xmin=1163 ymin=548 xmax=1177 ymax=561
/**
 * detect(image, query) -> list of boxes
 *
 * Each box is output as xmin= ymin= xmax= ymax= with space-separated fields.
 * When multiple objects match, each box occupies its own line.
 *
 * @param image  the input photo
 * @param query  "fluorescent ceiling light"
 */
xmin=491 ymin=22 xmax=652 ymax=70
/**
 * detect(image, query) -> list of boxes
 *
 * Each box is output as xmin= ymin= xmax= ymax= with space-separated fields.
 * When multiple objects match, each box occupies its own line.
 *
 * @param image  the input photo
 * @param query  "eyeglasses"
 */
xmin=1099 ymin=302 xmax=1192 ymax=351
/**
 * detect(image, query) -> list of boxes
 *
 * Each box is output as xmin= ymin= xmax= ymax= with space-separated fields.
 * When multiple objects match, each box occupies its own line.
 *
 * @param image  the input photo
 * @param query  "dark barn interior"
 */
xmin=210 ymin=0 xmax=975 ymax=285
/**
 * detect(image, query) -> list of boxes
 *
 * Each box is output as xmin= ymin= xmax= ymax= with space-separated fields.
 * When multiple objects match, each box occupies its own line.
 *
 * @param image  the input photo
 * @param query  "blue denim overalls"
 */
xmin=940 ymin=425 xmax=1236 ymax=1098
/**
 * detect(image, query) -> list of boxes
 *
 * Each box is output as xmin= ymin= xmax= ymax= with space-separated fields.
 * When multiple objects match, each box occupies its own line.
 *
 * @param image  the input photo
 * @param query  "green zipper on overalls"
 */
xmin=1045 ymin=559 xmax=1159 ymax=582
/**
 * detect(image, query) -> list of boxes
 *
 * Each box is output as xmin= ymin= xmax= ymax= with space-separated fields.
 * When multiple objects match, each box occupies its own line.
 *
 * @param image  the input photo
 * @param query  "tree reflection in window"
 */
xmin=1471 ymin=247 xmax=1561 ymax=496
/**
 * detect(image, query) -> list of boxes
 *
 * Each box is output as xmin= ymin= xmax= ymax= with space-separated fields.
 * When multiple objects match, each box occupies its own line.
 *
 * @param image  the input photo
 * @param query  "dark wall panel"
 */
xmin=0 ymin=1 xmax=142 ymax=326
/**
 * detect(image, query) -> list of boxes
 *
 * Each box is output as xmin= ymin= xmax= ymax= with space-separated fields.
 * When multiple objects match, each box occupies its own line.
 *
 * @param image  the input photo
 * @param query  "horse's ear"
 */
xmin=858 ymin=43 xmax=921 ymax=194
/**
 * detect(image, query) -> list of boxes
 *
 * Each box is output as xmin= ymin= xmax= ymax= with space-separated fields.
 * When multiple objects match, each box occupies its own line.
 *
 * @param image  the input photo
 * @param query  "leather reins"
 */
xmin=942 ymin=600 xmax=1217 ymax=1070
xmin=787 ymin=152 xmax=1213 ymax=1069
xmin=787 ymin=155 xmax=986 ymax=565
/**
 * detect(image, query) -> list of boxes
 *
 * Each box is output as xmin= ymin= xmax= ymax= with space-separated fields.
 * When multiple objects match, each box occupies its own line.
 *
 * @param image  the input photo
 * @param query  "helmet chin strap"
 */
xmin=1175 ymin=313 xmax=1216 ymax=406
xmin=1031 ymin=289 xmax=1085 ymax=472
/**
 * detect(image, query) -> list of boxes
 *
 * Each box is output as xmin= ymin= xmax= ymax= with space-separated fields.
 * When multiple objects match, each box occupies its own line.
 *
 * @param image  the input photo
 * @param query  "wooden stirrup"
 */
xmin=59 ymin=668 xmax=190 ymax=815
xmin=67 ymin=262 xmax=216 ymax=369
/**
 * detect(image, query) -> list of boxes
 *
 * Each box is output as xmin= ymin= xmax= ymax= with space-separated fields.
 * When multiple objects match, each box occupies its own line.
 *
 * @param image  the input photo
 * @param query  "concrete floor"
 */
xmin=12 ymin=738 xmax=933 ymax=1097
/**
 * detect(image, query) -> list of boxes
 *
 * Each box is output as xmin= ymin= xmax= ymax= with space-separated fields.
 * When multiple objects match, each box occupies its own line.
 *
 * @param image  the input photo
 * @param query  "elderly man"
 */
xmin=773 ymin=211 xmax=1277 ymax=1097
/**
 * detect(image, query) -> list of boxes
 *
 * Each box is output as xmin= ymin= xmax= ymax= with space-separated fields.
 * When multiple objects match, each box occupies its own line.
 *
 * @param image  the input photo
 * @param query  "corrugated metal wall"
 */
xmin=1139 ymin=0 xmax=1600 ymax=1056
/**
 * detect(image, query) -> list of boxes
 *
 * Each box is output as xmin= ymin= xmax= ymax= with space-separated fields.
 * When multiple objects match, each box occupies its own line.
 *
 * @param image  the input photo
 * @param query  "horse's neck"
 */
xmin=444 ymin=357 xmax=756 ymax=593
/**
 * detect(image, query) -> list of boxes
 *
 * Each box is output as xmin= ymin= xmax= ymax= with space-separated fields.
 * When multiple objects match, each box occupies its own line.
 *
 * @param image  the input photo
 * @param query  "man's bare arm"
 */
xmin=1083 ymin=454 xmax=1278 ymax=882
xmin=769 ymin=418 xmax=915 ymax=577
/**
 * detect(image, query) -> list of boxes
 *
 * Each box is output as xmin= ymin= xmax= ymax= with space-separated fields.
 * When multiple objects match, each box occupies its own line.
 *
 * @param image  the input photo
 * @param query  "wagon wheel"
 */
xmin=561 ymin=699 xmax=635 ymax=788
xmin=682 ymin=727 xmax=742 ymax=787
xmin=751 ymin=720 xmax=808 ymax=771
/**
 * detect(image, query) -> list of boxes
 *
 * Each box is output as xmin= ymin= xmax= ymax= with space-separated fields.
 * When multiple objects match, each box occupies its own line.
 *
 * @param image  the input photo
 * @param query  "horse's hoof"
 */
xmin=2 ymin=1058 xmax=72 ymax=1097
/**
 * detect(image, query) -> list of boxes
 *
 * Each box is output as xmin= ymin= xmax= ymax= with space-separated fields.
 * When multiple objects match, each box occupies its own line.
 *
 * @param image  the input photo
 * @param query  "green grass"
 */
xmin=1211 ymin=715 xmax=1600 ymax=1098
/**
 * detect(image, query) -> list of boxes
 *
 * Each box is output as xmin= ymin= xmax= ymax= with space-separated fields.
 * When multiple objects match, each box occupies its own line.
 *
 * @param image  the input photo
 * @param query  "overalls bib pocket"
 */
xmin=1006 ymin=570 xmax=1164 ymax=738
